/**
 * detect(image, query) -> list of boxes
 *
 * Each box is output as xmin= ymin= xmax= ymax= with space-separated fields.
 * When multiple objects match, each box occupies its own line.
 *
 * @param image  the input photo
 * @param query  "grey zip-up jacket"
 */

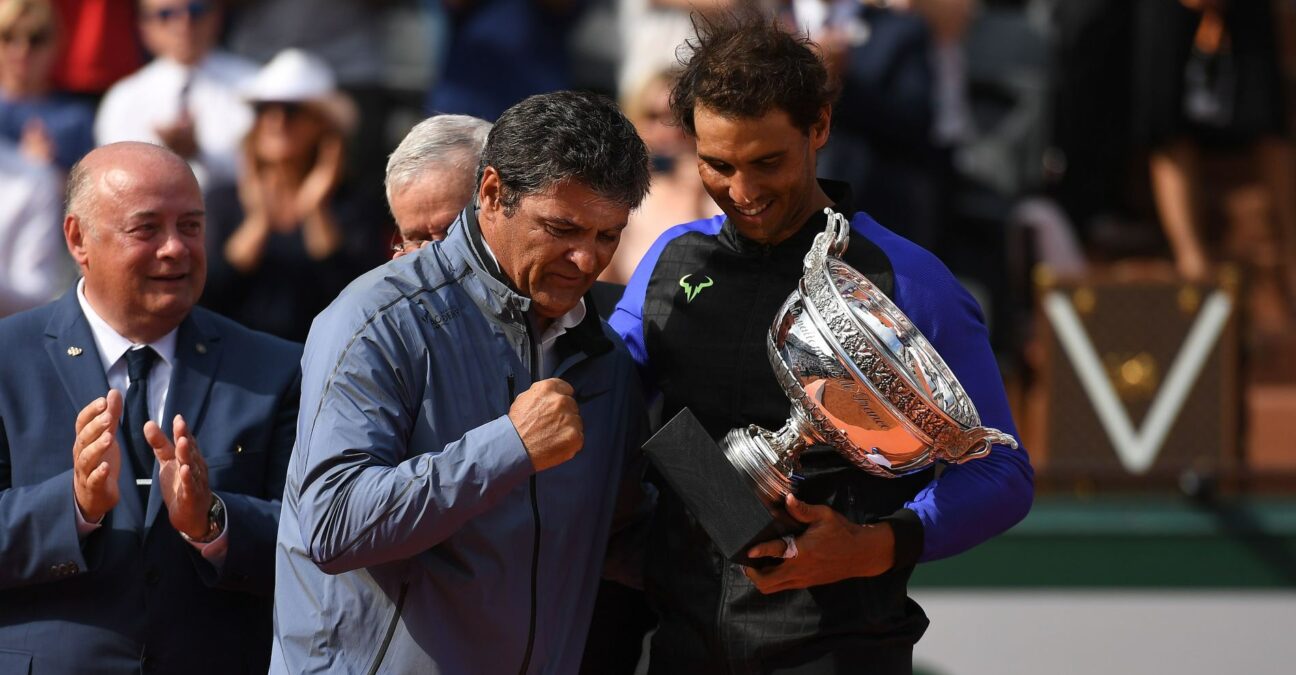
xmin=270 ymin=208 xmax=650 ymax=674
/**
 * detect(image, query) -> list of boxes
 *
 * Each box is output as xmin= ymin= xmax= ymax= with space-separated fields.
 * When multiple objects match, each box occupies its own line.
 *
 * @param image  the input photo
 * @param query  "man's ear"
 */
xmin=478 ymin=166 xmax=501 ymax=215
xmin=810 ymin=105 xmax=832 ymax=152
xmin=65 ymin=214 xmax=89 ymax=268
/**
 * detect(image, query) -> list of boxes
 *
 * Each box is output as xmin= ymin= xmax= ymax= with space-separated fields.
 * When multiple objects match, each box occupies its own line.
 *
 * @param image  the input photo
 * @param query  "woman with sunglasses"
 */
xmin=201 ymin=50 xmax=388 ymax=343
xmin=0 ymin=0 xmax=94 ymax=171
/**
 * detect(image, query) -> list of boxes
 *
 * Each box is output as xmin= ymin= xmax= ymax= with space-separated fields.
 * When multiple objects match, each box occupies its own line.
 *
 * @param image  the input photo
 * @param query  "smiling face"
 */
xmin=693 ymin=103 xmax=831 ymax=245
xmin=66 ymin=144 xmax=206 ymax=343
xmin=476 ymin=166 xmax=628 ymax=327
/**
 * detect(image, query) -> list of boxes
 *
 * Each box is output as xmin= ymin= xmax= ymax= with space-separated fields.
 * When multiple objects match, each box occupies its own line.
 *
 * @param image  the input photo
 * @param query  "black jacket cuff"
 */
xmin=879 ymin=508 xmax=924 ymax=570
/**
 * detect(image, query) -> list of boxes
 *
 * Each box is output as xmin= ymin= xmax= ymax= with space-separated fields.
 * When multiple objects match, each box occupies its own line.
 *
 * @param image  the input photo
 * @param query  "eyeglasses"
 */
xmin=390 ymin=233 xmax=431 ymax=256
xmin=145 ymin=1 xmax=213 ymax=24
xmin=0 ymin=29 xmax=52 ymax=49
xmin=253 ymin=101 xmax=307 ymax=119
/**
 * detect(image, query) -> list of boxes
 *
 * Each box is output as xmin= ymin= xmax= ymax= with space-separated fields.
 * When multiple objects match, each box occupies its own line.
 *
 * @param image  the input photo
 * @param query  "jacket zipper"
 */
xmin=366 ymin=581 xmax=409 ymax=675
xmin=516 ymin=319 xmax=542 ymax=675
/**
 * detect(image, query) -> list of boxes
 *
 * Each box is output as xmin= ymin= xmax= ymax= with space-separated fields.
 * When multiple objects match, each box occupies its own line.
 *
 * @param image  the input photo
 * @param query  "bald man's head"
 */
xmin=66 ymin=142 xmax=197 ymax=231
xmin=64 ymin=142 xmax=207 ymax=343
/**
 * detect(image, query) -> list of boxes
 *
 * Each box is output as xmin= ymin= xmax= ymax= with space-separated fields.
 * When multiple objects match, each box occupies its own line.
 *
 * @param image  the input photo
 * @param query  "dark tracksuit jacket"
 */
xmin=610 ymin=181 xmax=1034 ymax=674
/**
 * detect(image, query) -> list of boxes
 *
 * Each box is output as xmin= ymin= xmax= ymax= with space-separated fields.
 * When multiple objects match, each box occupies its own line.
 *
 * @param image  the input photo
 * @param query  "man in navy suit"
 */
xmin=0 ymin=142 xmax=300 ymax=674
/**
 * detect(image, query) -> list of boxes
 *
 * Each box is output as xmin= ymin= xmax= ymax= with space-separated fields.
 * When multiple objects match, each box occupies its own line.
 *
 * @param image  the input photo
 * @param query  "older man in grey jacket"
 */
xmin=270 ymin=91 xmax=653 ymax=674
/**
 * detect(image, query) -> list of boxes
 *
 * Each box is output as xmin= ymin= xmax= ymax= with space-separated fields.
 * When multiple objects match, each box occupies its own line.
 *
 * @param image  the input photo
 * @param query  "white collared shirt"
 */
xmin=477 ymin=234 xmax=588 ymax=377
xmin=94 ymin=51 xmax=257 ymax=189
xmin=76 ymin=279 xmax=177 ymax=426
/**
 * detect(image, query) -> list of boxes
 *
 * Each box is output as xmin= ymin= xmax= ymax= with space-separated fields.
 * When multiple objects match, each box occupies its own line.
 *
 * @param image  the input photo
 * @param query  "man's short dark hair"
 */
xmin=671 ymin=11 xmax=835 ymax=136
xmin=477 ymin=90 xmax=651 ymax=216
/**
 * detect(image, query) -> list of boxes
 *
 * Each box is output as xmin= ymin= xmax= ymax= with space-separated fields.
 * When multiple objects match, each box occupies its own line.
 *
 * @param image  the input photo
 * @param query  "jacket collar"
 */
xmin=719 ymin=179 xmax=854 ymax=256
xmin=441 ymin=204 xmax=614 ymax=359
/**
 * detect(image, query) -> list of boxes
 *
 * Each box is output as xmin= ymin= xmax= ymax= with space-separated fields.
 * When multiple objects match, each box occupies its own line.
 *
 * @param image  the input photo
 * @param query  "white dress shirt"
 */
xmin=73 ymin=280 xmax=228 ymax=562
xmin=95 ymin=51 xmax=257 ymax=190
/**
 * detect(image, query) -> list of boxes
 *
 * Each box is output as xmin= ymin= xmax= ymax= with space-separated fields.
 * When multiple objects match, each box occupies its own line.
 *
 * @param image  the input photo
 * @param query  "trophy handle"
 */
xmin=804 ymin=209 xmax=852 ymax=274
xmin=945 ymin=426 xmax=1019 ymax=464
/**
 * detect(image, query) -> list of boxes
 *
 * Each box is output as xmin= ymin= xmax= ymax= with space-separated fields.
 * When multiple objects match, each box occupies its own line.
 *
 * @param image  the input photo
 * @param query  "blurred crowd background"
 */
xmin=2 ymin=0 xmax=1295 ymax=488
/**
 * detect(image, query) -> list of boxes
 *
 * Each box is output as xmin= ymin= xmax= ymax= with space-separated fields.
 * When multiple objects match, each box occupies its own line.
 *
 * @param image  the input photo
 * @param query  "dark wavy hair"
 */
xmin=477 ymin=90 xmax=651 ymax=216
xmin=671 ymin=10 xmax=836 ymax=136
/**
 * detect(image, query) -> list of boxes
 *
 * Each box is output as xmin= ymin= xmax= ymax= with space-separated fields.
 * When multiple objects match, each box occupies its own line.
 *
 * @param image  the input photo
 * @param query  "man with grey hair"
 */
xmin=385 ymin=114 xmax=491 ymax=258
xmin=272 ymin=91 xmax=653 ymax=674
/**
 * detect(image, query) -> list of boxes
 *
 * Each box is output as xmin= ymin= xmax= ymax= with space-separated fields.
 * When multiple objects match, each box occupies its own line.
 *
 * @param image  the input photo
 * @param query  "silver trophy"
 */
xmin=722 ymin=209 xmax=1018 ymax=504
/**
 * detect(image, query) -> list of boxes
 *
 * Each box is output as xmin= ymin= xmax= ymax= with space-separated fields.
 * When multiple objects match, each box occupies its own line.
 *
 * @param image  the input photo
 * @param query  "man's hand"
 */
xmin=295 ymin=133 xmax=344 ymax=219
xmin=508 ymin=378 xmax=583 ymax=472
xmin=72 ymin=391 xmax=124 ymax=523
xmin=145 ymin=414 xmax=213 ymax=540
xmin=742 ymin=494 xmax=896 ymax=594
xmin=154 ymin=112 xmax=198 ymax=159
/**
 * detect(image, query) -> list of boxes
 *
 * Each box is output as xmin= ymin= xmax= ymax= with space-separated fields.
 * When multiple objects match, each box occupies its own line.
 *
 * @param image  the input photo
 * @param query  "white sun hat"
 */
xmin=243 ymin=49 xmax=358 ymax=134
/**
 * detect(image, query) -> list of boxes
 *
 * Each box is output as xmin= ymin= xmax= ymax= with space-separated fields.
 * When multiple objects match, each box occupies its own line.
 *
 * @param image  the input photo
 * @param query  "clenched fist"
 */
xmin=72 ymin=390 xmax=124 ymax=523
xmin=508 ymin=378 xmax=583 ymax=472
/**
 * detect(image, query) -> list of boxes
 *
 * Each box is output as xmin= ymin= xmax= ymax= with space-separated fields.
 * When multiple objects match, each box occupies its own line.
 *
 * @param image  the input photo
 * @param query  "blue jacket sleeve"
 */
xmin=290 ymin=303 xmax=534 ymax=575
xmin=879 ymin=226 xmax=1034 ymax=564
xmin=0 ymin=463 xmax=93 ymax=590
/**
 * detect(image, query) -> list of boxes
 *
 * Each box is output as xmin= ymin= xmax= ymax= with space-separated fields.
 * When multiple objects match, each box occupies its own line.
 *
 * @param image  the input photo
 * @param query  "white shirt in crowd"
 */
xmin=95 ymin=51 xmax=257 ymax=190
xmin=0 ymin=143 xmax=71 ymax=317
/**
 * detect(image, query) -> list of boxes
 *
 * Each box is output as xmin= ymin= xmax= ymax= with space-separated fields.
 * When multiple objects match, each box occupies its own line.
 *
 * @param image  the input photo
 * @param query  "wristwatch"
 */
xmin=181 ymin=496 xmax=226 ymax=544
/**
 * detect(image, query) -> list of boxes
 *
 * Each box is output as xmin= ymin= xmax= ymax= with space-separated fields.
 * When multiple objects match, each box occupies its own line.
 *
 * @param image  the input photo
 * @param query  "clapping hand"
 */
xmin=144 ymin=414 xmax=213 ymax=540
xmin=71 ymin=391 xmax=124 ymax=523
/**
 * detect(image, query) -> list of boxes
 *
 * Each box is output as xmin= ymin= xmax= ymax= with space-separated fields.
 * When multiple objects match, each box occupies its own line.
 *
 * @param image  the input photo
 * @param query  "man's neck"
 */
xmin=81 ymin=284 xmax=175 ymax=345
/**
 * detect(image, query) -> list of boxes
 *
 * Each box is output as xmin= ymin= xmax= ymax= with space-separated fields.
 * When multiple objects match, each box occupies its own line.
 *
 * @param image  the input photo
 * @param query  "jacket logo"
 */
xmin=678 ymin=274 xmax=714 ymax=303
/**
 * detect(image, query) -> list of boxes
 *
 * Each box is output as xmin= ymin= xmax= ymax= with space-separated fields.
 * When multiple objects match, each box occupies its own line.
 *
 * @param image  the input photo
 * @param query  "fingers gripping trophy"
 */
xmin=645 ymin=209 xmax=1018 ymax=564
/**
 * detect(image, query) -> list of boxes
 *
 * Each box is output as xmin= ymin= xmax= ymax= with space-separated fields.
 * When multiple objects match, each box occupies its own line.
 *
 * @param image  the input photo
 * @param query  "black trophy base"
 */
xmin=643 ymin=409 xmax=803 ymax=566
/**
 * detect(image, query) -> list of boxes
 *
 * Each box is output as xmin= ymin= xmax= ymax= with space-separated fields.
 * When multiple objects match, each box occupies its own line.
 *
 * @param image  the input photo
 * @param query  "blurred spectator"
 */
xmin=1134 ymin=0 xmax=1296 ymax=316
xmin=1047 ymin=0 xmax=1136 ymax=248
xmin=48 ymin=0 xmax=141 ymax=95
xmin=791 ymin=0 xmax=941 ymax=249
xmin=223 ymin=0 xmax=391 ymax=189
xmin=385 ymin=113 xmax=491 ymax=258
xmin=0 ymin=139 xmax=68 ymax=316
xmin=0 ymin=0 xmax=94 ymax=171
xmin=600 ymin=69 xmax=716 ymax=284
xmin=431 ymin=0 xmax=588 ymax=121
xmin=95 ymin=0 xmax=255 ymax=190
xmin=616 ymin=0 xmax=732 ymax=100
xmin=202 ymin=49 xmax=386 ymax=342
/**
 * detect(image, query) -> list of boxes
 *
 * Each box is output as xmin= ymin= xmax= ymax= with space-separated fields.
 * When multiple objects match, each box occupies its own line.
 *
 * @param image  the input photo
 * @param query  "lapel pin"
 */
xmin=66 ymin=346 xmax=83 ymax=357
xmin=195 ymin=343 xmax=208 ymax=355
xmin=236 ymin=444 xmax=243 ymax=454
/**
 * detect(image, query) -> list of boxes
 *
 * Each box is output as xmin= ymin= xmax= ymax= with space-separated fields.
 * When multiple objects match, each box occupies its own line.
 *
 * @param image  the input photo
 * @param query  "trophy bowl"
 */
xmin=722 ymin=209 xmax=1018 ymax=505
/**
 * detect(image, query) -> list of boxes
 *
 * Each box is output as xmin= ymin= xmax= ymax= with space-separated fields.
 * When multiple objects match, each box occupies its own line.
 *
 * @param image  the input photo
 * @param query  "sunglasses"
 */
xmin=145 ymin=1 xmax=213 ymax=24
xmin=0 ymin=29 xmax=52 ymax=49
xmin=253 ymin=101 xmax=307 ymax=119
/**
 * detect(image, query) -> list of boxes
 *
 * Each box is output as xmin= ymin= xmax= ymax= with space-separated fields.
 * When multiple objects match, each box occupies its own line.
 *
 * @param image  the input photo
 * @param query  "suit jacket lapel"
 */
xmin=147 ymin=311 xmax=221 ymax=530
xmin=42 ymin=290 xmax=145 ymax=533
